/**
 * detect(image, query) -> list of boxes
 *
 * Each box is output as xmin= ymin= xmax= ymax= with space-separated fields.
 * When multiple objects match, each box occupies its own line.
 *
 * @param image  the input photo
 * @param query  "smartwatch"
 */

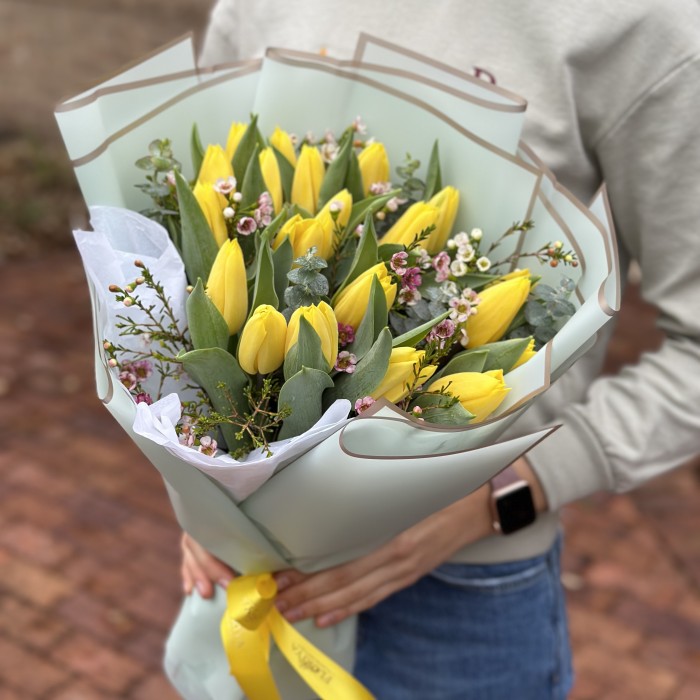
xmin=489 ymin=465 xmax=536 ymax=535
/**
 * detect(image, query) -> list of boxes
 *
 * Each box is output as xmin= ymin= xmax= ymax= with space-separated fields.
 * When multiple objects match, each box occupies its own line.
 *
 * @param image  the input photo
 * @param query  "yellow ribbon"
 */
xmin=220 ymin=574 xmax=375 ymax=700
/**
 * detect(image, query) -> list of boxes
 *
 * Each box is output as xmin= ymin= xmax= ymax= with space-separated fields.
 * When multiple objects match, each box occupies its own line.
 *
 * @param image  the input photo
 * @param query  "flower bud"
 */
xmin=357 ymin=142 xmax=390 ymax=196
xmin=371 ymin=347 xmax=436 ymax=403
xmin=333 ymin=263 xmax=398 ymax=330
xmin=466 ymin=275 xmax=531 ymax=348
xmin=512 ymin=337 xmax=537 ymax=369
xmin=425 ymin=186 xmax=460 ymax=253
xmin=194 ymin=181 xmax=229 ymax=247
xmin=259 ymin=147 xmax=283 ymax=214
xmin=380 ymin=201 xmax=440 ymax=248
xmin=273 ymin=214 xmax=332 ymax=260
xmin=315 ymin=189 xmax=353 ymax=248
xmin=429 ymin=369 xmax=510 ymax=423
xmin=291 ymin=145 xmax=325 ymax=214
xmin=206 ymin=239 xmax=248 ymax=335
xmin=238 ymin=304 xmax=288 ymax=374
xmin=225 ymin=121 xmax=247 ymax=163
xmin=285 ymin=302 xmax=339 ymax=369
xmin=269 ymin=126 xmax=297 ymax=166
xmin=197 ymin=144 xmax=234 ymax=187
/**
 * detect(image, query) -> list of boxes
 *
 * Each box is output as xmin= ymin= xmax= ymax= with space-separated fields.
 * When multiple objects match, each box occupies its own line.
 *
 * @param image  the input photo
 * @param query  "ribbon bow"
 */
xmin=220 ymin=574 xmax=375 ymax=699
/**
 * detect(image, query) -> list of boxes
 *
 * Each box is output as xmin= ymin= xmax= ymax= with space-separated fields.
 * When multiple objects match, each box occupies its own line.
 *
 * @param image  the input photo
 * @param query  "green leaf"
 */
xmin=458 ymin=273 xmax=500 ymax=290
xmin=272 ymin=238 xmax=293 ymax=306
xmin=348 ymin=275 xmax=388 ymax=360
xmin=318 ymin=136 xmax=353 ymax=209
xmin=479 ymin=338 xmax=533 ymax=373
xmin=392 ymin=311 xmax=450 ymax=348
xmin=431 ymin=350 xmax=489 ymax=384
xmin=249 ymin=242 xmax=279 ymax=311
xmin=346 ymin=189 xmax=401 ymax=236
xmin=326 ymin=328 xmax=392 ymax=406
xmin=272 ymin=145 xmax=295 ymax=203
xmin=277 ymin=368 xmax=335 ymax=440
xmin=411 ymin=392 xmax=475 ymax=425
xmin=190 ymin=123 xmax=205 ymax=180
xmin=378 ymin=243 xmax=405 ymax=260
xmin=179 ymin=347 xmax=250 ymax=451
xmin=331 ymin=213 xmax=379 ymax=302
xmin=174 ymin=170 xmax=219 ymax=286
xmin=346 ymin=149 xmax=365 ymax=203
xmin=423 ymin=140 xmax=442 ymax=200
xmin=186 ymin=279 xmax=229 ymax=351
xmin=232 ymin=115 xmax=260 ymax=182
xmin=283 ymin=316 xmax=329 ymax=380
xmin=241 ymin=144 xmax=265 ymax=208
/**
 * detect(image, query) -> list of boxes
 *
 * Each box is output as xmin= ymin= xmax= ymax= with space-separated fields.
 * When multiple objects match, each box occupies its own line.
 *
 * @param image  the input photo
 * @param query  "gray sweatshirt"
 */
xmin=200 ymin=0 xmax=700 ymax=562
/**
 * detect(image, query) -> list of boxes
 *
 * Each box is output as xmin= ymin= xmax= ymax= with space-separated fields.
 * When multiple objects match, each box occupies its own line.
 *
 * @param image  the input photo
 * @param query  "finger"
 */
xmin=182 ymin=547 xmax=216 ymax=599
xmin=183 ymin=534 xmax=236 ymax=588
xmin=273 ymin=569 xmax=310 ymax=593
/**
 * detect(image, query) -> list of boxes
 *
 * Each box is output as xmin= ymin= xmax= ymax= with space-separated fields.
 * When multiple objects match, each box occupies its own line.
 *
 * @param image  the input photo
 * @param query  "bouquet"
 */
xmin=55 ymin=34 xmax=619 ymax=700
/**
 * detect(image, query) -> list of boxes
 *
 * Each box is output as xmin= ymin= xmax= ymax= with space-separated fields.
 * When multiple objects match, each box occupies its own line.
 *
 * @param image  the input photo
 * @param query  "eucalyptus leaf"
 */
xmin=186 ymin=279 xmax=229 ymax=351
xmin=325 ymin=328 xmax=392 ymax=406
xmin=179 ymin=347 xmax=249 ymax=451
xmin=524 ymin=300 xmax=548 ymax=325
xmin=174 ymin=171 xmax=219 ymax=286
xmin=283 ymin=315 xmax=329 ymax=380
xmin=277 ymin=368 xmax=334 ymax=440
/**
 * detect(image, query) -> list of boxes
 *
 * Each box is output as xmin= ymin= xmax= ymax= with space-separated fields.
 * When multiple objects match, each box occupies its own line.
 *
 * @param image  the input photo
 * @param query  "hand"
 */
xmin=181 ymin=531 xmax=236 ymax=598
xmin=273 ymin=456 xmax=547 ymax=628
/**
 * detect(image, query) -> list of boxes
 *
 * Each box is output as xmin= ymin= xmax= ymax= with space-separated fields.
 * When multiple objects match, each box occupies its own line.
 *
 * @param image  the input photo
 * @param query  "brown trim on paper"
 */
xmin=69 ymin=63 xmax=262 ymax=167
xmin=57 ymin=33 xmax=197 ymax=109
xmin=353 ymin=34 xmax=528 ymax=109
xmin=263 ymin=51 xmax=539 ymax=174
xmin=265 ymin=48 xmax=524 ymax=114
xmin=592 ymin=183 xmax=621 ymax=312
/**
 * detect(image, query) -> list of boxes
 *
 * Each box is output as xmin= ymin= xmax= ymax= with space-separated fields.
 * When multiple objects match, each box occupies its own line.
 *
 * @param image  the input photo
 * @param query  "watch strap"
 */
xmin=490 ymin=464 xmax=522 ymax=492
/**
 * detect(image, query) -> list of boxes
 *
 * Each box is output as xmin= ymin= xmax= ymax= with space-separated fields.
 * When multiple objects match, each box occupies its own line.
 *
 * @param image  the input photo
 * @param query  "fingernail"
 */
xmin=275 ymin=575 xmax=290 ymax=591
xmin=196 ymin=581 xmax=207 ymax=597
xmin=284 ymin=607 xmax=302 ymax=623
xmin=275 ymin=599 xmax=289 ymax=613
xmin=316 ymin=613 xmax=336 ymax=628
xmin=218 ymin=577 xmax=232 ymax=589
xmin=183 ymin=581 xmax=192 ymax=595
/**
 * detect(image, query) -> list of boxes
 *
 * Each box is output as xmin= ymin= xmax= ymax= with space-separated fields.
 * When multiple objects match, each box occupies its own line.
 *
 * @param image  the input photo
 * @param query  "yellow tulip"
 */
xmin=285 ymin=302 xmax=339 ymax=369
xmin=429 ymin=370 xmax=510 ymax=423
xmin=425 ymin=186 xmax=460 ymax=253
xmin=466 ymin=276 xmax=531 ymax=348
xmin=270 ymin=126 xmax=297 ymax=166
xmin=511 ymin=337 xmax=537 ymax=369
xmin=238 ymin=304 xmax=287 ymax=374
xmin=197 ymin=144 xmax=233 ymax=187
xmin=358 ymin=142 xmax=390 ymax=196
xmin=380 ymin=201 xmax=440 ymax=248
xmin=371 ymin=347 xmax=437 ymax=404
xmin=193 ymin=181 xmax=228 ymax=247
xmin=333 ymin=263 xmax=398 ymax=330
xmin=206 ymin=239 xmax=248 ymax=335
xmin=225 ymin=122 xmax=247 ymax=163
xmin=273 ymin=214 xmax=332 ymax=260
xmin=316 ymin=189 xmax=353 ymax=245
xmin=291 ymin=145 xmax=325 ymax=214
xmin=259 ymin=147 xmax=283 ymax=214
xmin=487 ymin=268 xmax=531 ymax=286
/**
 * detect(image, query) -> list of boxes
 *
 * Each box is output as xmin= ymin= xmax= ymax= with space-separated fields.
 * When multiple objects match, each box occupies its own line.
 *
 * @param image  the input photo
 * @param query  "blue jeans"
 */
xmin=354 ymin=535 xmax=573 ymax=699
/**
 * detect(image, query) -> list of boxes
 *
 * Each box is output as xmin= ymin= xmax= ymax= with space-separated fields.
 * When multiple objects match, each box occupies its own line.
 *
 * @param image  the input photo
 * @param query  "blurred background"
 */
xmin=0 ymin=1 xmax=698 ymax=698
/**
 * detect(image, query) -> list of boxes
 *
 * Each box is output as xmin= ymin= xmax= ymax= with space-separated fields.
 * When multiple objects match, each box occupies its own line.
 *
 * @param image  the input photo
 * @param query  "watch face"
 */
xmin=495 ymin=485 xmax=536 ymax=535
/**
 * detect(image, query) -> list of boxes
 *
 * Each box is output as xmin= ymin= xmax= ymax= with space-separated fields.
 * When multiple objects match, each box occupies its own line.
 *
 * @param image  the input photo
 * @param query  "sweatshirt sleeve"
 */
xmin=527 ymin=55 xmax=700 ymax=511
xmin=199 ymin=0 xmax=241 ymax=66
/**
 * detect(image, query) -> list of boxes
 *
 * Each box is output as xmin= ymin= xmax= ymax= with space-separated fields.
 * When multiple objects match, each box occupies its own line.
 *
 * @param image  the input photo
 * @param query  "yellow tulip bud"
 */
xmin=466 ymin=276 xmax=531 ymax=348
xmin=371 ymin=347 xmax=436 ymax=404
xmin=488 ymin=268 xmax=531 ymax=285
xmin=238 ymin=304 xmax=287 ymax=374
xmin=291 ymin=145 xmax=325 ymax=214
xmin=425 ymin=186 xmax=460 ymax=253
xmin=333 ymin=263 xmax=398 ymax=330
xmin=270 ymin=126 xmax=297 ymax=166
xmin=259 ymin=147 xmax=283 ymax=214
xmin=285 ymin=301 xmax=339 ymax=369
xmin=429 ymin=369 xmax=510 ymax=423
xmin=206 ymin=239 xmax=248 ymax=335
xmin=380 ymin=201 xmax=440 ymax=248
xmin=358 ymin=142 xmax=390 ymax=196
xmin=193 ymin=181 xmax=228 ymax=247
xmin=225 ymin=122 xmax=247 ymax=163
xmin=273 ymin=214 xmax=332 ymax=260
xmin=316 ymin=189 xmax=353 ymax=246
xmin=197 ymin=144 xmax=234 ymax=187
xmin=511 ymin=337 xmax=537 ymax=369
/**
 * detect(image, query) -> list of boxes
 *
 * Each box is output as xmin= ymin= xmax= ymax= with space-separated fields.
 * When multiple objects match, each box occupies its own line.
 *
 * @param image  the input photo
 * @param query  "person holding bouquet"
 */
xmin=180 ymin=0 xmax=700 ymax=697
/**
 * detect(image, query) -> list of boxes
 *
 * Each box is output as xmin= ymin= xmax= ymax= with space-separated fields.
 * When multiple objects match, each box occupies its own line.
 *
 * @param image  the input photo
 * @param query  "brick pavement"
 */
xmin=0 ymin=250 xmax=698 ymax=699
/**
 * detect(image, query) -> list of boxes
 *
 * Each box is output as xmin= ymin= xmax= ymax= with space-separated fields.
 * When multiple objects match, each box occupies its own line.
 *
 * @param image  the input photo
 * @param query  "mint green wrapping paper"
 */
xmin=58 ymin=34 xmax=619 ymax=700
